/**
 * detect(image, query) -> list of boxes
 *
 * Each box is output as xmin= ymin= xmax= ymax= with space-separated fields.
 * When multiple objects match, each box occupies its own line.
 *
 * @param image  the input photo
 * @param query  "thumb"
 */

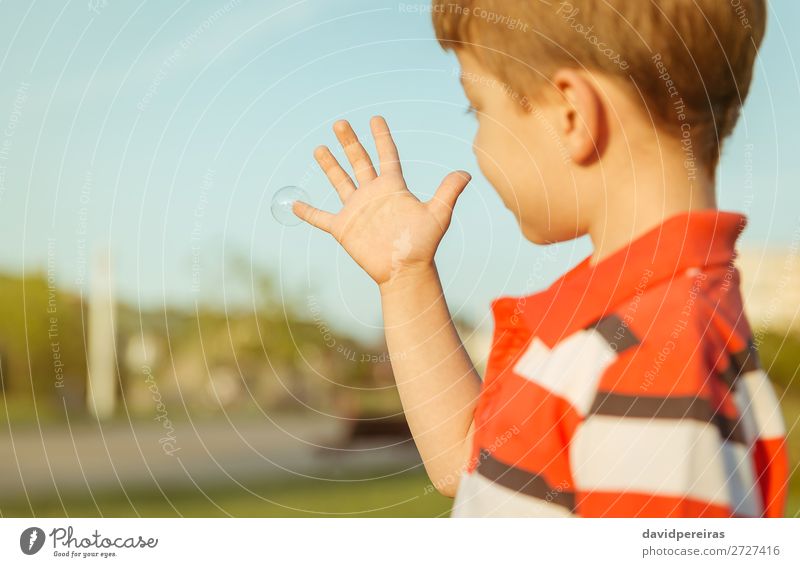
xmin=427 ymin=170 xmax=471 ymax=228
xmin=292 ymin=200 xmax=334 ymax=233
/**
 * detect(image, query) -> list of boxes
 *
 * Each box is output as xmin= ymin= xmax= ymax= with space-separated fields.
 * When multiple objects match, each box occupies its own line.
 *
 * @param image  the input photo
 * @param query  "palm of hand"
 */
xmin=293 ymin=117 xmax=471 ymax=286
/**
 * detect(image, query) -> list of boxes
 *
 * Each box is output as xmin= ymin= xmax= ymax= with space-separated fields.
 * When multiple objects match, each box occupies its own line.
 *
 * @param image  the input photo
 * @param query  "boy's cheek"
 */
xmin=471 ymin=134 xmax=495 ymax=180
xmin=471 ymin=146 xmax=501 ymax=190
xmin=470 ymin=127 xmax=486 ymax=157
xmin=472 ymin=130 xmax=505 ymax=178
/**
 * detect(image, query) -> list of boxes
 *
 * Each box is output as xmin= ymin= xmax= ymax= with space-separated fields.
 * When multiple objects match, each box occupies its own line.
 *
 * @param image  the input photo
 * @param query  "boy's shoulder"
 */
xmin=509 ymin=210 xmax=750 ymax=345
xmin=606 ymin=260 xmax=747 ymax=349
xmin=492 ymin=211 xmax=753 ymax=399
xmin=591 ymin=262 xmax=753 ymax=396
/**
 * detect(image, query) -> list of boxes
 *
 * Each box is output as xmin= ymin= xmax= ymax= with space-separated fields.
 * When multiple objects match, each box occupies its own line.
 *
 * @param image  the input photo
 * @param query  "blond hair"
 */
xmin=433 ymin=0 xmax=766 ymax=170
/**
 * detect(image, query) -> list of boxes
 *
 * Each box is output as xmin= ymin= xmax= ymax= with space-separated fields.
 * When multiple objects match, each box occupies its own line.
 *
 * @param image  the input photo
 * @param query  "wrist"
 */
xmin=378 ymin=262 xmax=439 ymax=297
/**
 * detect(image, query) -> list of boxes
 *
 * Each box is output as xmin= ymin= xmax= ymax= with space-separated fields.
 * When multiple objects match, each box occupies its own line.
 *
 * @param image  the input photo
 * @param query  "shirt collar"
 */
xmin=494 ymin=209 xmax=748 ymax=335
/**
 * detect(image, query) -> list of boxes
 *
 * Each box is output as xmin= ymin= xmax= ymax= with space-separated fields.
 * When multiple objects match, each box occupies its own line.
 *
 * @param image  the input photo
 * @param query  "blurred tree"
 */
xmin=0 ymin=272 xmax=88 ymax=412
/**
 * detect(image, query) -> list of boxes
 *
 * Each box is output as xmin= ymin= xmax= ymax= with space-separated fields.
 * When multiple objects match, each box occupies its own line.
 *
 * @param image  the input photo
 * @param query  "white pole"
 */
xmin=87 ymin=244 xmax=117 ymax=419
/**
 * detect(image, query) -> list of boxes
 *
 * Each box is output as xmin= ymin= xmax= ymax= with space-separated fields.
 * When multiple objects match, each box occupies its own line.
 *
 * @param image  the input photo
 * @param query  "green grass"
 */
xmin=2 ymin=391 xmax=798 ymax=517
xmin=5 ymin=449 xmax=796 ymax=517
xmin=0 ymin=470 xmax=454 ymax=518
xmin=779 ymin=393 xmax=800 ymax=517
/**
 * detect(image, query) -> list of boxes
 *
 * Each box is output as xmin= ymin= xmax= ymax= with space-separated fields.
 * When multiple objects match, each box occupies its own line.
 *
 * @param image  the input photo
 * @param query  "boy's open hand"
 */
xmin=293 ymin=116 xmax=471 ymax=288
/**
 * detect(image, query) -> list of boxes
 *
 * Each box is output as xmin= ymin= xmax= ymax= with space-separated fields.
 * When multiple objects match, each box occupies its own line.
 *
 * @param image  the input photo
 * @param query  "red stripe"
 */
xmin=754 ymin=437 xmax=789 ymax=518
xmin=577 ymin=491 xmax=731 ymax=518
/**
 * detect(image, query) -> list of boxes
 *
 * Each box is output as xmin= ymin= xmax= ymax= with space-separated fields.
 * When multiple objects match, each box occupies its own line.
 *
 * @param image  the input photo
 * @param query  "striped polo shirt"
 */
xmin=452 ymin=210 xmax=789 ymax=517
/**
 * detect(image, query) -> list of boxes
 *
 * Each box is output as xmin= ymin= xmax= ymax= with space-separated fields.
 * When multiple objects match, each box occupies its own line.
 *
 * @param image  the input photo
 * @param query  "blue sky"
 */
xmin=0 ymin=0 xmax=798 ymax=342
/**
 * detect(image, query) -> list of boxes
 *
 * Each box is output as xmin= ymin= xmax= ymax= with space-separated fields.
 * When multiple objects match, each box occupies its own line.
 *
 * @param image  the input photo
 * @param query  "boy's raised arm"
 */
xmin=378 ymin=263 xmax=481 ymax=497
xmin=293 ymin=116 xmax=481 ymax=497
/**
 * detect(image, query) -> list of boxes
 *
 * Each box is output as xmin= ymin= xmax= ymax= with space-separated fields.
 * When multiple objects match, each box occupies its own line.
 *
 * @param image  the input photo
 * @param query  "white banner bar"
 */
xmin=1 ymin=518 xmax=798 ymax=565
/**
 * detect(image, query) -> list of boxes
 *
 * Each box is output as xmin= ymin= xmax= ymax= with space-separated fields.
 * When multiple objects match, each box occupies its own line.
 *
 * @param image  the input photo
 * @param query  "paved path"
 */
xmin=0 ymin=414 xmax=423 ymax=499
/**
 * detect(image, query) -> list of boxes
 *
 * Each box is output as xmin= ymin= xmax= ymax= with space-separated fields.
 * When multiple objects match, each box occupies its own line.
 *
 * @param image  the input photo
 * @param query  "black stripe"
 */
xmin=710 ymin=412 xmax=748 ymax=446
xmin=589 ymin=392 xmax=747 ymax=445
xmin=718 ymin=365 xmax=740 ymax=389
xmin=732 ymin=340 xmax=760 ymax=375
xmin=474 ymin=448 xmax=576 ymax=512
xmin=590 ymin=314 xmax=640 ymax=354
xmin=719 ymin=341 xmax=761 ymax=389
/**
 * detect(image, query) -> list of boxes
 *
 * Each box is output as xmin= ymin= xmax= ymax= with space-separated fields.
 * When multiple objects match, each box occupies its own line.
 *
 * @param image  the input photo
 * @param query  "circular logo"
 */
xmin=20 ymin=527 xmax=46 ymax=555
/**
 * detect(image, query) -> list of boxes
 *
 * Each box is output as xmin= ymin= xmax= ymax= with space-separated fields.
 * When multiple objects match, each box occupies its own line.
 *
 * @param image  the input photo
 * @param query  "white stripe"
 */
xmin=735 ymin=369 xmax=786 ymax=440
xmin=571 ymin=416 xmax=762 ymax=515
xmin=451 ymin=471 xmax=575 ymax=518
xmin=513 ymin=331 xmax=617 ymax=415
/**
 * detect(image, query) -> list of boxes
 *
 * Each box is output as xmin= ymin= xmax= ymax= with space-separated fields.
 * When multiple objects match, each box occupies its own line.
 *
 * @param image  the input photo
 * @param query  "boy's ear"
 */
xmin=551 ymin=68 xmax=604 ymax=164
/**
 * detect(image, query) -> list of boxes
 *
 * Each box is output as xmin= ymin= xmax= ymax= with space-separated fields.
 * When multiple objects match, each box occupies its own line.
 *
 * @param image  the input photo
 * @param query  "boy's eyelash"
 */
xmin=465 ymin=104 xmax=478 ymax=116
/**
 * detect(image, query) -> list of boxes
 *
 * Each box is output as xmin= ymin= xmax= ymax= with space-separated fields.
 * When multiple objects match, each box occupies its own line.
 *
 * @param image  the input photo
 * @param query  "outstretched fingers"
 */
xmin=370 ymin=115 xmax=402 ymax=175
xmin=314 ymin=145 xmax=356 ymax=202
xmin=333 ymin=120 xmax=377 ymax=186
xmin=292 ymin=200 xmax=334 ymax=233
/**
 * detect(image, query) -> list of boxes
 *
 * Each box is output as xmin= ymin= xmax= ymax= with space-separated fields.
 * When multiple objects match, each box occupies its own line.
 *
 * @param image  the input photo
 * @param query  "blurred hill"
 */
xmin=0 ymin=259 xmax=407 ymax=423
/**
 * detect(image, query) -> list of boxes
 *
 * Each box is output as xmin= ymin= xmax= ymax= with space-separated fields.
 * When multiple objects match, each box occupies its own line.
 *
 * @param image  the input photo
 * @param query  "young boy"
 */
xmin=293 ymin=0 xmax=789 ymax=517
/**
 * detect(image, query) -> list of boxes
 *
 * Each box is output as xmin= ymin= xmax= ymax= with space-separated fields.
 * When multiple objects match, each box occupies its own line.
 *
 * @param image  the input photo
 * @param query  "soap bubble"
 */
xmin=271 ymin=185 xmax=309 ymax=226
